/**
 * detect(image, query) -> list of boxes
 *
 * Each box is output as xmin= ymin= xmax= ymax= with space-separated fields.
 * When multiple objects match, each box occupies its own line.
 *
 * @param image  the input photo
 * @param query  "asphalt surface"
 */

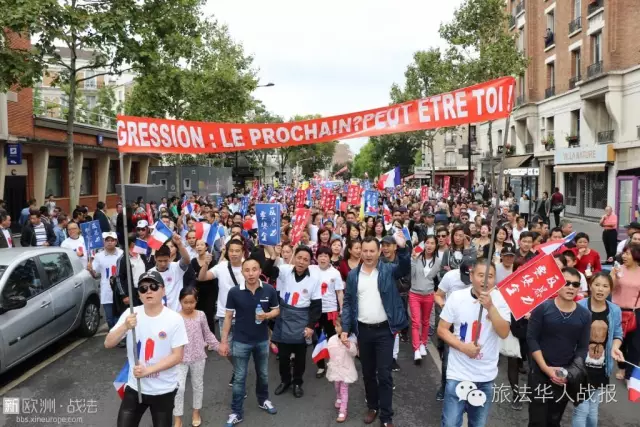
xmin=1 ymin=328 xmax=639 ymax=427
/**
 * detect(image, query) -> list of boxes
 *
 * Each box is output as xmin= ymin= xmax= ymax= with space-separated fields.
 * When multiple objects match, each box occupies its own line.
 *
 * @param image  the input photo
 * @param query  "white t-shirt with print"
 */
xmin=92 ymin=248 xmax=124 ymax=304
xmin=61 ymin=236 xmax=88 ymax=268
xmin=150 ymin=261 xmax=188 ymax=312
xmin=113 ymin=306 xmax=189 ymax=395
xmin=212 ymin=261 xmax=244 ymax=318
xmin=440 ymin=288 xmax=511 ymax=382
xmin=310 ymin=265 xmax=344 ymax=313
xmin=438 ymin=269 xmax=469 ymax=299
xmin=277 ymin=264 xmax=322 ymax=308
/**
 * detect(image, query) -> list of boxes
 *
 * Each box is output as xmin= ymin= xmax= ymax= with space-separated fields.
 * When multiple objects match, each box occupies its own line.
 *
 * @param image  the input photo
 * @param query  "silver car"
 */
xmin=0 ymin=247 xmax=101 ymax=374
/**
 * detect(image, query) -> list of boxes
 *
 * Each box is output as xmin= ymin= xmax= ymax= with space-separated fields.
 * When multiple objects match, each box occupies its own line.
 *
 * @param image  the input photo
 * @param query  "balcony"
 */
xmin=544 ymin=31 xmax=555 ymax=49
xmin=524 ymin=143 xmax=534 ymax=154
xmin=568 ymin=17 xmax=582 ymax=35
xmin=542 ymin=132 xmax=555 ymax=151
xmin=566 ymin=135 xmax=580 ymax=147
xmin=515 ymin=95 xmax=525 ymax=107
xmin=515 ymin=0 xmax=525 ymax=16
xmin=597 ymin=129 xmax=614 ymax=144
xmin=509 ymin=14 xmax=516 ymax=29
xmin=569 ymin=75 xmax=581 ymax=89
xmin=587 ymin=61 xmax=603 ymax=79
xmin=545 ymin=86 xmax=555 ymax=99
xmin=588 ymin=0 xmax=604 ymax=16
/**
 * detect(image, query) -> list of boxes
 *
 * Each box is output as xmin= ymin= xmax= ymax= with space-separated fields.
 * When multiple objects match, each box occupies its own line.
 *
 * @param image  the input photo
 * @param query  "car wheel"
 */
xmin=78 ymin=297 xmax=100 ymax=337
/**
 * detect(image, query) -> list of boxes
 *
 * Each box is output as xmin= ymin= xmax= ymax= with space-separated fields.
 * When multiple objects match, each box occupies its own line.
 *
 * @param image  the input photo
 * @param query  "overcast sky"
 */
xmin=205 ymin=0 xmax=462 ymax=154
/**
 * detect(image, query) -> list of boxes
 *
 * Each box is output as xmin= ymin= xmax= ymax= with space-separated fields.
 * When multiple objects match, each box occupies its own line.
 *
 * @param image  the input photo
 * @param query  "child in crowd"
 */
xmin=325 ymin=316 xmax=357 ymax=423
xmin=173 ymin=287 xmax=220 ymax=427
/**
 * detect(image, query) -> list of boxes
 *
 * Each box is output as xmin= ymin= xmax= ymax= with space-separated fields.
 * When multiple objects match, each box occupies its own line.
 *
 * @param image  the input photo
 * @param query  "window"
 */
xmin=80 ymin=159 xmax=94 ymax=196
xmin=84 ymin=70 xmax=96 ymax=89
xmin=518 ymin=75 xmax=525 ymax=97
xmin=107 ymin=160 xmax=118 ymax=194
xmin=85 ymin=95 xmax=96 ymax=110
xmin=570 ymin=110 xmax=581 ymax=141
xmin=497 ymin=129 xmax=503 ymax=147
xmin=547 ymin=11 xmax=555 ymax=32
xmin=573 ymin=49 xmax=582 ymax=77
xmin=444 ymin=151 xmax=456 ymax=167
xmin=183 ymin=178 xmax=192 ymax=190
xmin=1 ymin=259 xmax=44 ymax=301
xmin=46 ymin=157 xmax=65 ymax=197
xmin=517 ymin=29 xmax=525 ymax=52
xmin=574 ymin=0 xmax=581 ymax=19
xmin=547 ymin=63 xmax=555 ymax=88
xmin=593 ymin=32 xmax=602 ymax=63
xmin=545 ymin=12 xmax=555 ymax=47
xmin=38 ymin=253 xmax=73 ymax=287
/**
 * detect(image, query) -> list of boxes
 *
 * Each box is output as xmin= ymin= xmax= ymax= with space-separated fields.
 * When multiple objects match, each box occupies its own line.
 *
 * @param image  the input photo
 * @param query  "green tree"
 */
xmin=243 ymin=103 xmax=284 ymax=181
xmin=91 ymin=85 xmax=118 ymax=128
xmin=439 ymin=0 xmax=528 ymax=187
xmin=0 ymin=0 xmax=203 ymax=208
xmin=352 ymin=141 xmax=382 ymax=179
xmin=286 ymin=114 xmax=337 ymax=180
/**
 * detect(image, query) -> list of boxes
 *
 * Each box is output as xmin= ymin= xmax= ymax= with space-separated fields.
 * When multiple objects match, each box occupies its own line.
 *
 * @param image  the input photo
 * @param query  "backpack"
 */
xmin=482 ymin=185 xmax=491 ymax=201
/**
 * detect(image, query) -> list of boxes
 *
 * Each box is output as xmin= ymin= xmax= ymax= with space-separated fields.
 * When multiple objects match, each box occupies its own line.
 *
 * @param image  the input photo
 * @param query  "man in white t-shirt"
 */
xmin=60 ymin=222 xmax=88 ymax=268
xmin=149 ymin=233 xmax=190 ymax=312
xmin=88 ymin=232 xmax=124 ymax=329
xmin=438 ymin=259 xmax=511 ymax=427
xmin=310 ymin=246 xmax=344 ymax=377
xmin=105 ymin=270 xmax=188 ymax=427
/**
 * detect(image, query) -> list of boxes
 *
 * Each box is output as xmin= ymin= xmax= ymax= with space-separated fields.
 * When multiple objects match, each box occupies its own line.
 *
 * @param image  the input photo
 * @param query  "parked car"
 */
xmin=0 ymin=247 xmax=100 ymax=374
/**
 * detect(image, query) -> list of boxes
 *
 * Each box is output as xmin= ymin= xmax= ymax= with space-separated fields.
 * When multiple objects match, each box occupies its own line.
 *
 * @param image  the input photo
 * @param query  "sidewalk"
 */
xmin=565 ymin=217 xmax=606 ymax=258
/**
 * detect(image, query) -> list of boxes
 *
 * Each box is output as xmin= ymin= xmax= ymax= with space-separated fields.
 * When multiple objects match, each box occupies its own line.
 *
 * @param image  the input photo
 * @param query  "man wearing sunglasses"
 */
xmin=106 ymin=270 xmax=188 ymax=427
xmin=526 ymin=267 xmax=591 ymax=427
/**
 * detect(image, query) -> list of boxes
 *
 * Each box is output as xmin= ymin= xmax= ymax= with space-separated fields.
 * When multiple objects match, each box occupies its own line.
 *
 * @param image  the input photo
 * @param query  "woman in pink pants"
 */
xmin=409 ymin=235 xmax=441 ymax=365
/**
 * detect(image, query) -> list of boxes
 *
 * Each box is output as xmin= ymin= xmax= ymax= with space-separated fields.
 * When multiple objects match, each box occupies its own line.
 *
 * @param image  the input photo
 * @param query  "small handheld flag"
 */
xmin=312 ymin=332 xmax=329 ymax=363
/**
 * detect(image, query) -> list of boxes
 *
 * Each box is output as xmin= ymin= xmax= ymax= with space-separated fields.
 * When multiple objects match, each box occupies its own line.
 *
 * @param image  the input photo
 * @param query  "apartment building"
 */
xmin=476 ymin=0 xmax=640 ymax=224
xmin=426 ymin=125 xmax=478 ymax=189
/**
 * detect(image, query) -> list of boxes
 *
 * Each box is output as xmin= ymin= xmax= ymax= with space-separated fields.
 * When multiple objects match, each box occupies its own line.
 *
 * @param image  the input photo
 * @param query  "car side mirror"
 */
xmin=0 ymin=295 xmax=27 ymax=314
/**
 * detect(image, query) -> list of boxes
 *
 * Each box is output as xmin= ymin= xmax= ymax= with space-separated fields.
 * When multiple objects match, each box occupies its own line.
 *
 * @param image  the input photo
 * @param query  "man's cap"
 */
xmin=136 ymin=220 xmax=149 ymax=229
xmin=138 ymin=271 xmax=164 ymax=287
xmin=501 ymin=243 xmax=516 ymax=256
xmin=626 ymin=222 xmax=640 ymax=229
xmin=381 ymin=235 xmax=396 ymax=245
xmin=459 ymin=256 xmax=475 ymax=285
xmin=102 ymin=231 xmax=118 ymax=240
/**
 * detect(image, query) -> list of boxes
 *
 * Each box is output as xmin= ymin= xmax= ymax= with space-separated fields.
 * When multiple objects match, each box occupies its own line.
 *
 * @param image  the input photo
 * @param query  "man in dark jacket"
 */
xmin=341 ymin=233 xmax=409 ymax=427
xmin=94 ymin=201 xmax=112 ymax=233
xmin=0 ymin=211 xmax=14 ymax=248
xmin=20 ymin=209 xmax=56 ymax=247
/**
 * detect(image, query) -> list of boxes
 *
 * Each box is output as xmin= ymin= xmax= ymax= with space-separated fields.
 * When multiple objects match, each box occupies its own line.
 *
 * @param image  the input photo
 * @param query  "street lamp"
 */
xmin=257 ymin=82 xmax=275 ymax=88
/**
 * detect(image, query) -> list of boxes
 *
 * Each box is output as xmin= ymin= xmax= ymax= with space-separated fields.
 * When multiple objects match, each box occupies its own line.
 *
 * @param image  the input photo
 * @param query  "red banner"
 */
xmin=498 ymin=254 xmax=565 ymax=320
xmin=117 ymin=77 xmax=515 ymax=154
xmin=443 ymin=176 xmax=450 ymax=198
xmin=420 ymin=185 xmax=428 ymax=201
xmin=347 ymin=185 xmax=361 ymax=205
xmin=322 ymin=193 xmax=337 ymax=212
xmin=290 ymin=208 xmax=311 ymax=246
xmin=295 ymin=189 xmax=306 ymax=209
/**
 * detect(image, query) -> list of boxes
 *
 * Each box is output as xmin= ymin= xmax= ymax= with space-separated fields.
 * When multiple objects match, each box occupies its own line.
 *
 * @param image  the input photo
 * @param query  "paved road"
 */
xmin=1 ymin=328 xmax=639 ymax=427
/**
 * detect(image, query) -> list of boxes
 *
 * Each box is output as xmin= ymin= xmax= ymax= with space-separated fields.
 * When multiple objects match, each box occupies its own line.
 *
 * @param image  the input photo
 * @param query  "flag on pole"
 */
xmin=133 ymin=238 xmax=148 ymax=255
xmin=629 ymin=366 xmax=640 ymax=402
xmin=113 ymin=360 xmax=129 ymax=399
xmin=148 ymin=221 xmax=173 ymax=250
xmin=311 ymin=332 xmax=329 ymax=363
xmin=377 ymin=166 xmax=401 ymax=190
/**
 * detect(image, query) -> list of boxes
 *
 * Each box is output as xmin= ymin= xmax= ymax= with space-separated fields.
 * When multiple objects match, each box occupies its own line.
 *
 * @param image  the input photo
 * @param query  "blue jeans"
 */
xmin=571 ymin=388 xmax=603 ymax=427
xmin=442 ymin=379 xmax=493 ymax=427
xmin=103 ymin=303 xmax=115 ymax=329
xmin=231 ymin=340 xmax=269 ymax=417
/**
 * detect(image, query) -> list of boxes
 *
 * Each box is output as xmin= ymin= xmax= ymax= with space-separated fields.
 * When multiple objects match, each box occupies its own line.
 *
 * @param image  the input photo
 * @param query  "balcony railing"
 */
xmin=566 ymin=135 xmax=580 ymax=147
xmin=444 ymin=137 xmax=456 ymax=147
xmin=587 ymin=61 xmax=603 ymax=78
xmin=524 ymin=143 xmax=534 ymax=153
xmin=568 ymin=17 xmax=582 ymax=34
xmin=545 ymin=86 xmax=555 ymax=99
xmin=569 ymin=75 xmax=581 ymax=89
xmin=588 ymin=0 xmax=604 ymax=16
xmin=597 ymin=129 xmax=614 ymax=143
xmin=509 ymin=14 xmax=516 ymax=28
xmin=516 ymin=95 xmax=525 ymax=107
xmin=515 ymin=0 xmax=525 ymax=16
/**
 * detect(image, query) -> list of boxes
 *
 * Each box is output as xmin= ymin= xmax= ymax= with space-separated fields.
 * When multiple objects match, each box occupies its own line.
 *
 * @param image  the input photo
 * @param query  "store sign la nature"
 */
xmin=554 ymin=144 xmax=614 ymax=164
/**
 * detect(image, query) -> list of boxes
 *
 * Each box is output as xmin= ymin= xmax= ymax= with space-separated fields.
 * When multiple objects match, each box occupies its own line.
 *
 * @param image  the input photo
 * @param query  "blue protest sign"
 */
xmin=364 ymin=190 xmax=379 ymax=214
xmin=80 ymin=220 xmax=104 ymax=250
xmin=363 ymin=180 xmax=371 ymax=190
xmin=216 ymin=196 xmax=223 ymax=208
xmin=240 ymin=196 xmax=249 ymax=216
xmin=256 ymin=203 xmax=281 ymax=246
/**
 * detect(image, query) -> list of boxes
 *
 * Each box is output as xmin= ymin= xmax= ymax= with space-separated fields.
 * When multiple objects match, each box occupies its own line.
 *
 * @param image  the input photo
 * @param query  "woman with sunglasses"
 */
xmin=106 ymin=271 xmax=189 ymax=427
xmin=438 ymin=225 xmax=473 ymax=281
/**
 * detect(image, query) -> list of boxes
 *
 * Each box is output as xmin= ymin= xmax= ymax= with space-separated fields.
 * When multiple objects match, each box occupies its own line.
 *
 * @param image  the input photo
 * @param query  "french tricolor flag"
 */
xmin=193 ymin=221 xmax=210 ymax=241
xmin=133 ymin=238 xmax=148 ymax=255
xmin=414 ymin=241 xmax=425 ymax=255
xmin=312 ymin=332 xmax=329 ymax=363
xmin=630 ymin=366 xmax=640 ymax=402
xmin=377 ymin=166 xmax=401 ymax=190
xmin=113 ymin=360 xmax=129 ymax=399
xmin=105 ymin=265 xmax=117 ymax=278
xmin=148 ymin=221 xmax=173 ymax=250
xmin=536 ymin=231 xmax=577 ymax=255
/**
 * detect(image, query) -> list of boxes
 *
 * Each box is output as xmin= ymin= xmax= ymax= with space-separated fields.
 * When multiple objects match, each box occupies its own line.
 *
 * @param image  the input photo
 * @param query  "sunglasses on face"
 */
xmin=564 ymin=281 xmax=581 ymax=288
xmin=438 ymin=234 xmax=448 ymax=238
xmin=139 ymin=283 xmax=162 ymax=293
xmin=137 ymin=228 xmax=146 ymax=231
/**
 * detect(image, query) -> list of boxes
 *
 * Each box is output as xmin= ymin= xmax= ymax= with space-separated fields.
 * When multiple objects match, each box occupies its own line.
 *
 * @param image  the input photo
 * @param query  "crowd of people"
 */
xmin=4 ymin=180 xmax=639 ymax=427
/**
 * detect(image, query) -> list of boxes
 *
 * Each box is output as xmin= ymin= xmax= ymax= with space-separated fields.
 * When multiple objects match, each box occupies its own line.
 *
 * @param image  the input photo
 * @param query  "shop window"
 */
xmin=46 ymin=157 xmax=65 ymax=197
xmin=565 ymin=172 xmax=579 ymax=215
xmin=80 ymin=159 xmax=94 ymax=196
xmin=107 ymin=160 xmax=118 ymax=194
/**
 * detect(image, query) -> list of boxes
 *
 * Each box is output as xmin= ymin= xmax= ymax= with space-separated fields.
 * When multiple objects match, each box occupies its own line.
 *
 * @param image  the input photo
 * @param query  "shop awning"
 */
xmin=501 ymin=155 xmax=533 ymax=170
xmin=554 ymin=163 xmax=607 ymax=173
xmin=434 ymin=171 xmax=470 ymax=176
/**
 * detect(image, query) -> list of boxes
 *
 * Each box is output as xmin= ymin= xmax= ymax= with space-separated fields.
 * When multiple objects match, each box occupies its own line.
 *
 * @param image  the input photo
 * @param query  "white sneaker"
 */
xmin=414 ymin=349 xmax=422 ymax=360
xmin=419 ymin=344 xmax=427 ymax=356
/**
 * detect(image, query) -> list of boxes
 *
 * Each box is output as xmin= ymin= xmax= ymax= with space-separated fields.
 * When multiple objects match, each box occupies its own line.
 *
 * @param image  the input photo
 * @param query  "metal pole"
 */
xmin=467 ymin=126 xmax=472 ymax=193
xmin=118 ymin=153 xmax=143 ymax=403
xmin=474 ymin=117 xmax=511 ymax=346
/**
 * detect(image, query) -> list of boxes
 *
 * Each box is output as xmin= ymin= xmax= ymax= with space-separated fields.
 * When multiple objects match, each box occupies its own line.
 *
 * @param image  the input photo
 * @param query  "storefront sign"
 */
xmin=504 ymin=168 xmax=539 ymax=176
xmin=555 ymin=145 xmax=614 ymax=165
xmin=6 ymin=143 xmax=21 ymax=165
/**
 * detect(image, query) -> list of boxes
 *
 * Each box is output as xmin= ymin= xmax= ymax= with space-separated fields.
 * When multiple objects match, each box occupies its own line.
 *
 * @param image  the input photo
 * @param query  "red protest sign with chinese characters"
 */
xmin=420 ymin=185 xmax=429 ymax=201
xmin=347 ymin=184 xmax=361 ymax=205
xmin=443 ymin=176 xmax=450 ymax=198
xmin=498 ymin=254 xmax=565 ymax=320
xmin=295 ymin=189 xmax=306 ymax=209
xmin=290 ymin=208 xmax=311 ymax=246
xmin=323 ymin=193 xmax=337 ymax=211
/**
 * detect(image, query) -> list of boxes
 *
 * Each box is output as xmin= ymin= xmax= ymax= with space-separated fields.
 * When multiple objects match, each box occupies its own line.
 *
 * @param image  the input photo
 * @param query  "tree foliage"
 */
xmin=285 ymin=114 xmax=337 ymax=179
xmin=352 ymin=141 xmax=382 ymax=179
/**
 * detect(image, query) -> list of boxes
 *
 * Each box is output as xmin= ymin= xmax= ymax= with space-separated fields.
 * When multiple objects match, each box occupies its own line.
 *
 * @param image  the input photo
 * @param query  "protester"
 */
xmin=326 ymin=315 xmax=358 ymax=423
xmin=88 ymin=232 xmax=124 ymax=329
xmin=20 ymin=209 xmax=55 ymax=247
xmin=60 ymin=222 xmax=88 ymax=268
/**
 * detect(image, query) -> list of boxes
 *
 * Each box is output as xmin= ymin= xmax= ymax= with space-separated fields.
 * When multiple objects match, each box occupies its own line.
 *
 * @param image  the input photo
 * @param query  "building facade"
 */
xmin=476 ymin=0 xmax=640 ymax=224
xmin=422 ymin=125 xmax=478 ymax=189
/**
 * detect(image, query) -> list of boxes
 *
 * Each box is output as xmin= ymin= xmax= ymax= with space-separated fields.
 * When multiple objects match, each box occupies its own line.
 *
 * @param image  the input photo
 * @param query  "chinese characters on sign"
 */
xmin=80 ymin=220 xmax=104 ymax=251
xmin=295 ymin=189 xmax=306 ymax=209
xmin=347 ymin=185 xmax=361 ymax=205
xmin=421 ymin=185 xmax=429 ymax=201
xmin=443 ymin=176 xmax=451 ymax=199
xmin=290 ymin=208 xmax=311 ymax=246
xmin=498 ymin=254 xmax=565 ymax=320
xmin=364 ymin=190 xmax=379 ymax=214
xmin=240 ymin=196 xmax=249 ymax=216
xmin=256 ymin=203 xmax=281 ymax=246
